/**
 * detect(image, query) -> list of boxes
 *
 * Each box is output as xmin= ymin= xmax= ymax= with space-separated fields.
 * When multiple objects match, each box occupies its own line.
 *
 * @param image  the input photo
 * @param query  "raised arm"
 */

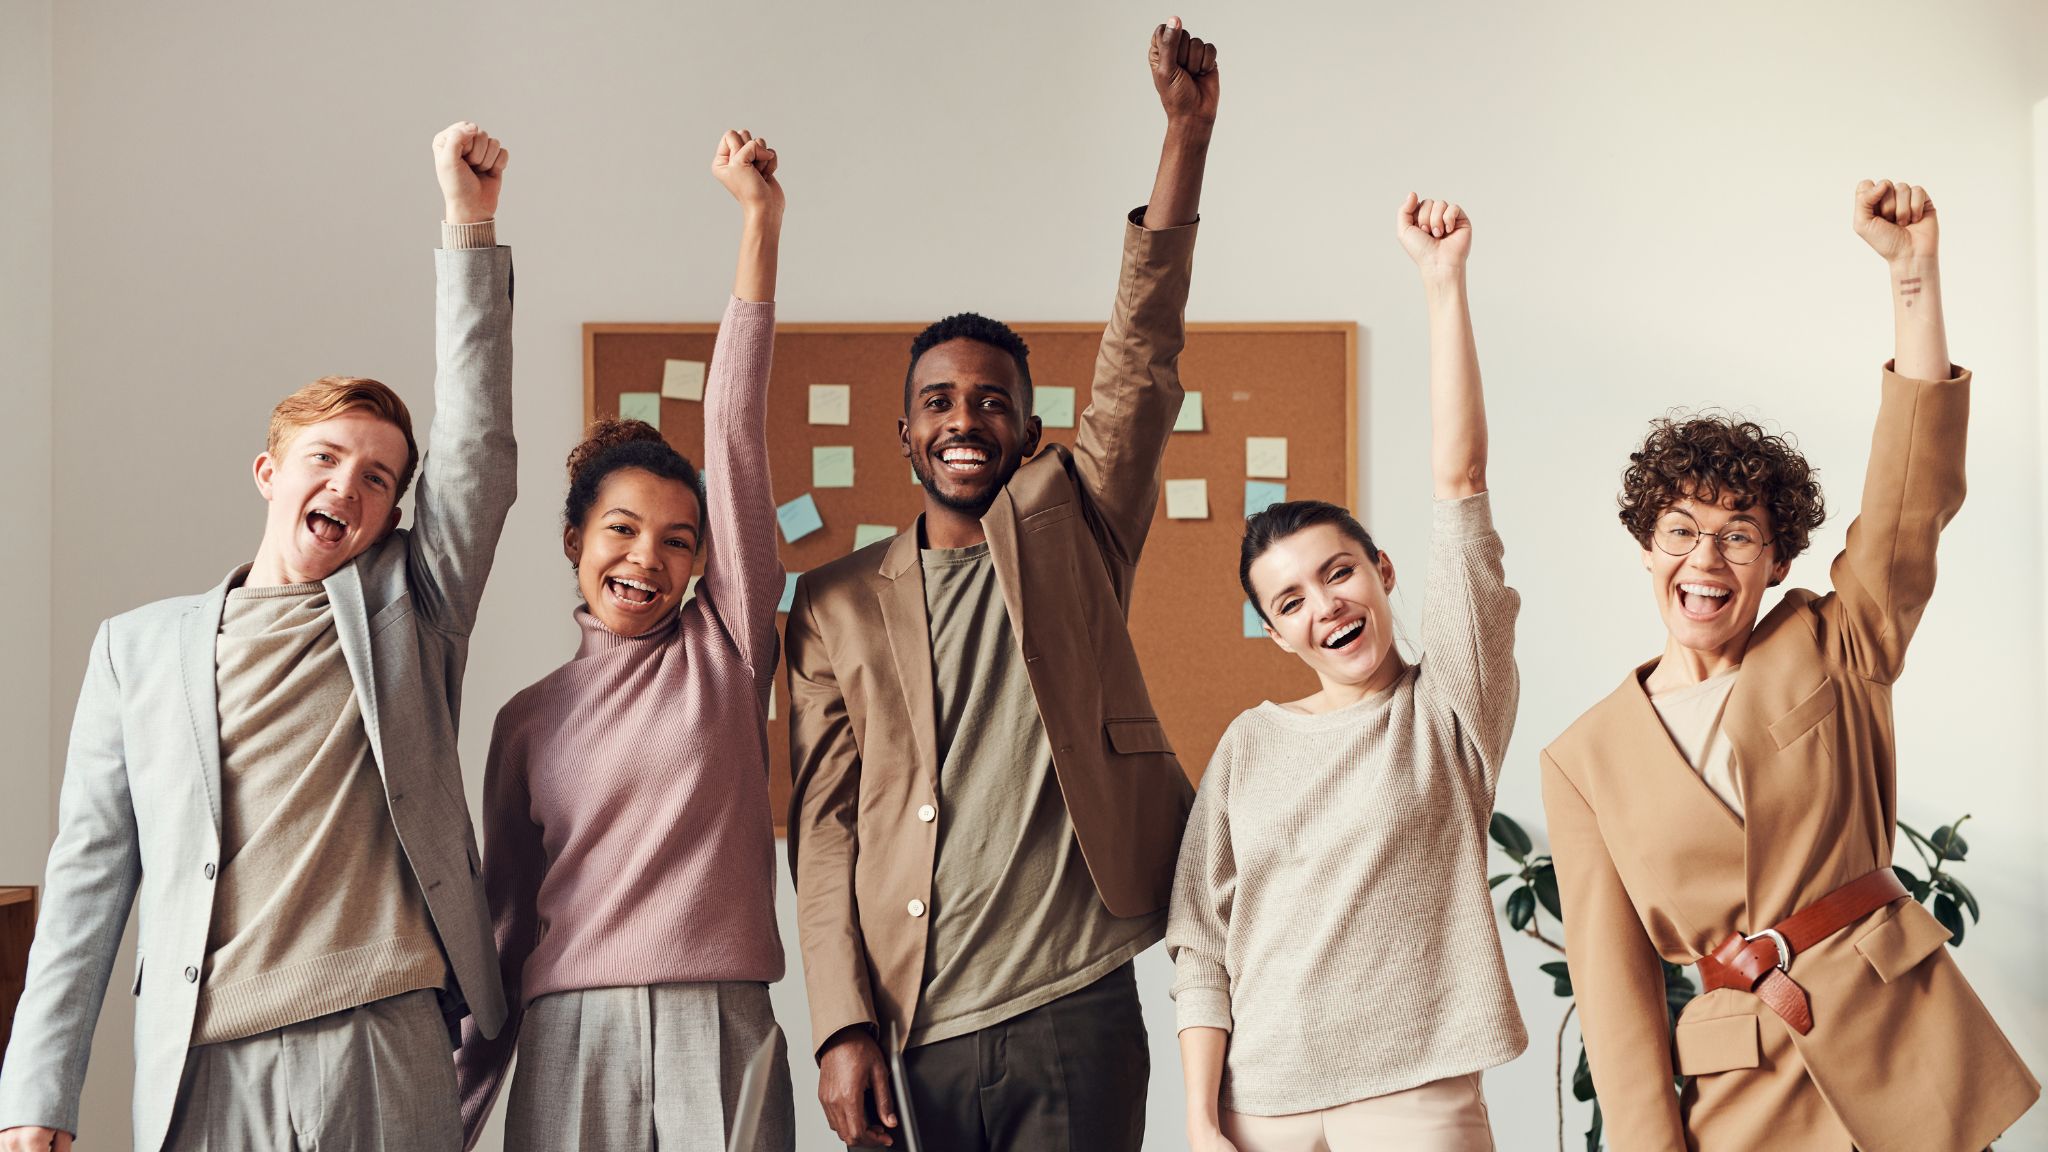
xmin=1167 ymin=740 xmax=1240 ymax=1152
xmin=408 ymin=122 xmax=516 ymax=633
xmin=0 ymin=624 xmax=140 ymax=1152
xmin=693 ymin=130 xmax=785 ymax=681
xmin=1069 ymin=20 xmax=1216 ymax=565
xmin=1825 ymin=180 xmax=1967 ymax=682
xmin=1398 ymin=194 xmax=1487 ymax=499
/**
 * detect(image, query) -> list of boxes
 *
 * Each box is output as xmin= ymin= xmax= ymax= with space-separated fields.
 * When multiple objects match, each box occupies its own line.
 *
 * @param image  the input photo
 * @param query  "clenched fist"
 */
xmin=712 ymin=129 xmax=783 ymax=219
xmin=1398 ymin=193 xmax=1472 ymax=281
xmin=1150 ymin=17 xmax=1220 ymax=127
xmin=433 ymin=121 xmax=508 ymax=225
xmin=1853 ymin=178 xmax=1936 ymax=266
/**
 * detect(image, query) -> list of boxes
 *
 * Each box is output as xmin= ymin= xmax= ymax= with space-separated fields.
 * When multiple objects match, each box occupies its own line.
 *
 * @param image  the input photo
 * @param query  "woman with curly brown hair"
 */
xmin=1540 ymin=181 xmax=2037 ymax=1151
xmin=451 ymin=130 xmax=795 ymax=1152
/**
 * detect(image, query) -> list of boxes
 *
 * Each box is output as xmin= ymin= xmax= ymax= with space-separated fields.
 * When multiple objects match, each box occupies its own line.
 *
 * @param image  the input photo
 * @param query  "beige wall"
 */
xmin=18 ymin=2 xmax=2048 ymax=1147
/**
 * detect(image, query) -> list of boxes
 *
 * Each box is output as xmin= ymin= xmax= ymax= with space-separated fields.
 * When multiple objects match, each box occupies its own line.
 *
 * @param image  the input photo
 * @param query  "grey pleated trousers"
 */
xmin=162 ymin=988 xmax=460 ymax=1151
xmin=506 ymin=981 xmax=795 ymax=1152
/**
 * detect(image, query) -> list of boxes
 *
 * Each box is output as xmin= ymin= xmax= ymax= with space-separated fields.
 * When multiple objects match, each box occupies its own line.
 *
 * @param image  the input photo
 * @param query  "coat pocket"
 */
xmin=1767 ymin=677 xmax=1838 ymax=750
xmin=369 ymin=591 xmax=415 ymax=637
xmin=1103 ymin=718 xmax=1174 ymax=755
xmin=1853 ymin=899 xmax=1951 ymax=983
xmin=1672 ymin=1013 xmax=1760 ymax=1075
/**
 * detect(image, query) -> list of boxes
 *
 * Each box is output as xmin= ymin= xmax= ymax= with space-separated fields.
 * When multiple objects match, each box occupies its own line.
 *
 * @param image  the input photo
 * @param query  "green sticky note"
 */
xmin=776 ymin=494 xmax=823 ymax=543
xmin=1243 ymin=601 xmax=1266 ymax=638
xmin=1174 ymin=391 xmax=1204 ymax=432
xmin=619 ymin=392 xmax=661 ymax=429
xmin=813 ymin=445 xmax=855 ymax=489
xmin=854 ymin=524 xmax=897 ymax=550
xmin=1035 ymin=385 xmax=1076 ymax=429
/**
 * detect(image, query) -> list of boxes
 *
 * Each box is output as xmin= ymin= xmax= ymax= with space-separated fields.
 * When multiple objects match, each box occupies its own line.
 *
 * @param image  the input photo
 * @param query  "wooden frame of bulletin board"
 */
xmin=585 ymin=321 xmax=1356 ymax=832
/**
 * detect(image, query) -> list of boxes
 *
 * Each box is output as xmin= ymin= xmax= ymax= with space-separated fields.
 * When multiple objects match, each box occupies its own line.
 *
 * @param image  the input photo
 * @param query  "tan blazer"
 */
xmin=785 ymin=212 xmax=1198 ymax=1055
xmin=1542 ymin=366 xmax=2037 ymax=1152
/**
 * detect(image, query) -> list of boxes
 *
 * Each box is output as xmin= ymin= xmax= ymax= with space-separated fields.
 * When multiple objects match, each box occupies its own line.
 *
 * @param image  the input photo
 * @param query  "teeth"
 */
xmin=940 ymin=448 xmax=988 ymax=465
xmin=1324 ymin=620 xmax=1363 ymax=648
xmin=613 ymin=577 xmax=657 ymax=592
xmin=1679 ymin=583 xmax=1729 ymax=598
xmin=313 ymin=510 xmax=349 ymax=528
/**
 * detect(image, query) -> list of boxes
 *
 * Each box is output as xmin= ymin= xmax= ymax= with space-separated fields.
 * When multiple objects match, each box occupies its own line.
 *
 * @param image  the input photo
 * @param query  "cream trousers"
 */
xmin=1220 ymin=1073 xmax=1494 ymax=1152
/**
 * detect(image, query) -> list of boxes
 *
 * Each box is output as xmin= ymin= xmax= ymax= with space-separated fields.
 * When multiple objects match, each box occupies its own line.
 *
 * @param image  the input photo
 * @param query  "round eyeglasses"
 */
xmin=1652 ymin=510 xmax=1772 ymax=565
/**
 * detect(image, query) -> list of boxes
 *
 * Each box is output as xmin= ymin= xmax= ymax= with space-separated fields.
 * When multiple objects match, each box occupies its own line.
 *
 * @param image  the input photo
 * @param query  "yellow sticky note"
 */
xmin=661 ymin=359 xmax=706 ymax=401
xmin=1164 ymin=479 xmax=1209 ymax=520
xmin=813 ymin=446 xmax=855 ymax=489
xmin=809 ymin=384 xmax=851 ymax=426
xmin=768 ymin=682 xmax=777 ymax=721
xmin=683 ymin=575 xmax=701 ymax=603
xmin=1035 ymin=386 xmax=1076 ymax=429
xmin=1246 ymin=436 xmax=1289 ymax=479
xmin=854 ymin=524 xmax=897 ymax=550
xmin=1174 ymin=391 xmax=1204 ymax=432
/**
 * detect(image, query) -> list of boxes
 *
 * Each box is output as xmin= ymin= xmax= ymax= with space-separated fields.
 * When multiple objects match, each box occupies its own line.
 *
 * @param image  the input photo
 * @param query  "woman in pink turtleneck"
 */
xmin=455 ymin=130 xmax=792 ymax=1152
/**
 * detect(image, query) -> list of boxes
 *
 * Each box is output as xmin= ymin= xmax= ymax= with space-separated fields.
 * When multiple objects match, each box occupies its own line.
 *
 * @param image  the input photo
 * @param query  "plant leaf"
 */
xmin=1935 ymin=873 xmax=1980 ymax=921
xmin=1534 ymin=865 xmax=1564 ymax=920
xmin=1930 ymin=823 xmax=1969 ymax=861
xmin=1490 ymin=811 xmax=1533 ymax=860
xmin=1540 ymin=959 xmax=1574 ymax=998
xmin=1488 ymin=872 xmax=1514 ymax=889
xmin=1506 ymin=885 xmax=1536 ymax=932
xmin=1933 ymin=893 xmax=1966 ymax=945
xmin=1572 ymin=1044 xmax=1596 ymax=1102
xmin=1585 ymin=1098 xmax=1604 ymax=1152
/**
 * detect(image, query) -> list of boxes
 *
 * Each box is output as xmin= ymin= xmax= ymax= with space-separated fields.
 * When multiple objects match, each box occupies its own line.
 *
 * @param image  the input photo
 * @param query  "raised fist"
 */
xmin=1150 ymin=17 xmax=1220 ymax=127
xmin=433 ymin=121 xmax=508 ymax=225
xmin=712 ymin=129 xmax=783 ymax=218
xmin=1853 ymin=179 xmax=1936 ymax=265
xmin=1397 ymin=193 xmax=1472 ymax=279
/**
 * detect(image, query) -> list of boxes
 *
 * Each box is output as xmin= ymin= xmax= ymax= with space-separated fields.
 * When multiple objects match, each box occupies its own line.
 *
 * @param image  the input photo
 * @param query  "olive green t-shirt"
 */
xmin=911 ymin=543 xmax=1161 ymax=1047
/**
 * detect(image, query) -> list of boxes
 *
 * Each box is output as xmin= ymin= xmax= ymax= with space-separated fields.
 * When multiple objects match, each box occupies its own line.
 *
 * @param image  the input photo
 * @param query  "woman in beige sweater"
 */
xmin=1166 ymin=196 xmax=1523 ymax=1152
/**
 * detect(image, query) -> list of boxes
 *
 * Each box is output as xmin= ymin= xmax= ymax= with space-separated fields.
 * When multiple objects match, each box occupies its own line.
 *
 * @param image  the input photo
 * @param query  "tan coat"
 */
xmin=785 ymin=213 xmax=1198 ymax=1056
xmin=1542 ymin=366 xmax=2037 ymax=1151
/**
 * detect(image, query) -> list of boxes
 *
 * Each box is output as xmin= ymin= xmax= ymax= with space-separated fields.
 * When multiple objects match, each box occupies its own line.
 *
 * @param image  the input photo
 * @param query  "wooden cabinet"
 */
xmin=0 ymin=887 xmax=35 ymax=1062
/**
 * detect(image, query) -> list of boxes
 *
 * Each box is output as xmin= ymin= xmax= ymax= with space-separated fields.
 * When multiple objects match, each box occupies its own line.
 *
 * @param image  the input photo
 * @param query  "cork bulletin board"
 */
xmin=584 ymin=321 xmax=1357 ymax=828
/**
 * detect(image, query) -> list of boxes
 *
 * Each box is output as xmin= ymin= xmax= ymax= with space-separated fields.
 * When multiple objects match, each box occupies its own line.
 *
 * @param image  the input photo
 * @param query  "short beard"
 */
xmin=914 ymin=455 xmax=1015 ymax=519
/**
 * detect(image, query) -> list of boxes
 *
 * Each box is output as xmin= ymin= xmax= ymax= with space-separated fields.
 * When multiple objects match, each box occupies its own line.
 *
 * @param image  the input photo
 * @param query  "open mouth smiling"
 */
xmin=1676 ymin=581 xmax=1732 ymax=620
xmin=1321 ymin=618 xmax=1365 ymax=651
xmin=934 ymin=443 xmax=993 ymax=478
xmin=604 ymin=575 xmax=663 ymax=610
xmin=305 ymin=508 xmax=350 ymax=545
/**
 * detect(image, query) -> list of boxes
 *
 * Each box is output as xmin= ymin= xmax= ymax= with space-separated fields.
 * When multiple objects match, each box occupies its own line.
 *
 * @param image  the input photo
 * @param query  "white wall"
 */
xmin=24 ymin=2 xmax=2048 ymax=1148
xmin=1 ymin=0 xmax=55 ymax=887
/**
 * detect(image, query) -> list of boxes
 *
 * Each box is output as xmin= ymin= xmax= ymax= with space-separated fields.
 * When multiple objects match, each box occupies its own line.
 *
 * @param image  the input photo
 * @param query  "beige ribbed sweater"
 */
xmin=1166 ymin=493 xmax=1528 ymax=1116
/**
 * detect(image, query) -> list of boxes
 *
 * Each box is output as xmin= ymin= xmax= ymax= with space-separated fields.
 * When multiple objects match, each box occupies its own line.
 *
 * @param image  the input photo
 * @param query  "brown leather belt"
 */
xmin=1695 ymin=868 xmax=1908 ymax=1035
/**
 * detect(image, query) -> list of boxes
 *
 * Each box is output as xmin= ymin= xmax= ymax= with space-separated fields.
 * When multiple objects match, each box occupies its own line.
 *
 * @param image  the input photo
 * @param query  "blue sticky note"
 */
xmin=619 ymin=391 xmax=661 ymax=429
xmin=779 ymin=572 xmax=801 ymax=614
xmin=776 ymin=493 xmax=824 ymax=543
xmin=1245 ymin=480 xmax=1287 ymax=517
xmin=1242 ymin=601 xmax=1266 ymax=638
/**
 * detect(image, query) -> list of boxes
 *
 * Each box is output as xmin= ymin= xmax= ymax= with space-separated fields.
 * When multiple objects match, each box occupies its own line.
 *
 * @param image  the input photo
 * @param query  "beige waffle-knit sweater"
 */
xmin=1166 ymin=493 xmax=1528 ymax=1116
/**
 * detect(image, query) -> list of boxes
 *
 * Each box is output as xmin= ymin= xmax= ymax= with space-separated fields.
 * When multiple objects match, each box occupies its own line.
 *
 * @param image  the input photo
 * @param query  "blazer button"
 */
xmin=203 ymin=863 xmax=216 ymax=880
xmin=917 ymin=804 xmax=936 ymax=823
xmin=184 ymin=966 xmax=198 ymax=983
xmin=907 ymin=899 xmax=926 ymax=918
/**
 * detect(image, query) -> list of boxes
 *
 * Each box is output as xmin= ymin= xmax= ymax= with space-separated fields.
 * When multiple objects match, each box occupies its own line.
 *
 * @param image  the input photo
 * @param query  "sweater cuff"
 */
xmin=1431 ymin=490 xmax=1496 ymax=540
xmin=441 ymin=219 xmax=497 ymax=250
xmin=1173 ymin=984 xmax=1234 ymax=1034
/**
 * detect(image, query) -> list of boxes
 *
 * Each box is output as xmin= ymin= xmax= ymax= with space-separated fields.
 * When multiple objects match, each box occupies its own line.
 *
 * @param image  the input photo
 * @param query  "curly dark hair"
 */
xmin=1618 ymin=413 xmax=1825 ymax=569
xmin=564 ymin=417 xmax=704 ymax=537
xmin=903 ymin=312 xmax=1033 ymax=412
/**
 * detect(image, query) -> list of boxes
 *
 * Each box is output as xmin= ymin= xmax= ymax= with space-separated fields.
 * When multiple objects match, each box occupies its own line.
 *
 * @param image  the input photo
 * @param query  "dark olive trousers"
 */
xmin=893 ymin=962 xmax=1149 ymax=1152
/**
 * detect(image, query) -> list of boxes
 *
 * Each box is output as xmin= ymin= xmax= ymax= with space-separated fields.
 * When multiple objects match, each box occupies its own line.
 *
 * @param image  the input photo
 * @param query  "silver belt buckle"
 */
xmin=1745 ymin=927 xmax=1793 ymax=973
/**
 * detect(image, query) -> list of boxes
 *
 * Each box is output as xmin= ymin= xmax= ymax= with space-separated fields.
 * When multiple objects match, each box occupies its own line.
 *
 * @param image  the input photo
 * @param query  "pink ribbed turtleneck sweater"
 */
xmin=455 ymin=297 xmax=784 ymax=1139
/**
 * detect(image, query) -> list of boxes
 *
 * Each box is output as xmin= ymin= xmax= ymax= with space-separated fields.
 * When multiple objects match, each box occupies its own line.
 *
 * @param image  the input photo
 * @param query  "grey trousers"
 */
xmin=163 ymin=988 xmax=460 ymax=1152
xmin=506 ymin=980 xmax=795 ymax=1152
xmin=890 ymin=961 xmax=1149 ymax=1152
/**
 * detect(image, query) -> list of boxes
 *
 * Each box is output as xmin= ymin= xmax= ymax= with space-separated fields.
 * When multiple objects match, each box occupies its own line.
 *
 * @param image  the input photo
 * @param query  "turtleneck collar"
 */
xmin=574 ymin=603 xmax=680 ymax=657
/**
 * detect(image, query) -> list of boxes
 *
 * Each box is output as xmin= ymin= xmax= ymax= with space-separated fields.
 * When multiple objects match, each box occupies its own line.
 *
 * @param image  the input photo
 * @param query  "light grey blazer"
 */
xmin=0 ymin=246 xmax=518 ymax=1151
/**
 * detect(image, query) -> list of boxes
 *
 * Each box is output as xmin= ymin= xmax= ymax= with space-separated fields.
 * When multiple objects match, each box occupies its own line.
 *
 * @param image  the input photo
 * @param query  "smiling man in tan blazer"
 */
xmin=783 ymin=21 xmax=1217 ymax=1152
xmin=1542 ymin=181 xmax=2037 ymax=1151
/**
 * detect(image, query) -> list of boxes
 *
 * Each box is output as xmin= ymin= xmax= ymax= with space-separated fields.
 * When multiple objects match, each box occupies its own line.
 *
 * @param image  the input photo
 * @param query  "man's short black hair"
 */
xmin=903 ymin=313 xmax=1033 ymax=412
